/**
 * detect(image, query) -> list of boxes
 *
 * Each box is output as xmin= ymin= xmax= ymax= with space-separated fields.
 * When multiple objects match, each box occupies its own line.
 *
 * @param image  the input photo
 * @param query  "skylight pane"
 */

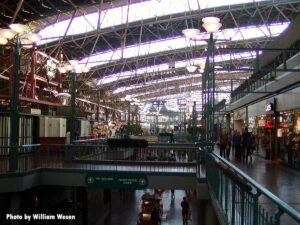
xmin=39 ymin=0 xmax=269 ymax=44
xmin=82 ymin=22 xmax=288 ymax=68
xmin=101 ymin=5 xmax=129 ymax=28
xmin=129 ymin=77 xmax=240 ymax=99
xmin=202 ymin=0 xmax=265 ymax=8
xmin=97 ymin=51 xmax=256 ymax=86
xmin=66 ymin=12 xmax=98 ymax=36
xmin=113 ymin=74 xmax=202 ymax=94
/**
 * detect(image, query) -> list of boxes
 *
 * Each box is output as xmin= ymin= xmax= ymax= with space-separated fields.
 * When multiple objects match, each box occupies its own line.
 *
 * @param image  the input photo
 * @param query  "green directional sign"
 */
xmin=85 ymin=172 xmax=148 ymax=189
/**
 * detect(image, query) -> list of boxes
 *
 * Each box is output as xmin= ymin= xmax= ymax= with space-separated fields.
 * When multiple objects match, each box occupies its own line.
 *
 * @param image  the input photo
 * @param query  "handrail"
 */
xmin=73 ymin=159 xmax=196 ymax=167
xmin=148 ymin=145 xmax=198 ymax=150
xmin=211 ymin=152 xmax=300 ymax=223
xmin=22 ymin=144 xmax=41 ymax=147
xmin=73 ymin=138 xmax=106 ymax=143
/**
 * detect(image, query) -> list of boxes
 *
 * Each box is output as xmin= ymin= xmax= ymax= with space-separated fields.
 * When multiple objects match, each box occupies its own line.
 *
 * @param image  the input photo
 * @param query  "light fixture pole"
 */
xmin=203 ymin=32 xmax=216 ymax=149
xmin=0 ymin=23 xmax=42 ymax=172
xmin=182 ymin=16 xmax=228 ymax=149
xmin=57 ymin=60 xmax=90 ymax=143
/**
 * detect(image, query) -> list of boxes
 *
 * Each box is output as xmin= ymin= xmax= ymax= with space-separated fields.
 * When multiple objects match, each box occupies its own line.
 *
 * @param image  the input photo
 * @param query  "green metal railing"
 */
xmin=37 ymin=143 xmax=198 ymax=173
xmin=0 ymin=143 xmax=199 ymax=174
xmin=206 ymin=152 xmax=300 ymax=225
xmin=0 ymin=144 xmax=40 ymax=173
xmin=72 ymin=138 xmax=106 ymax=144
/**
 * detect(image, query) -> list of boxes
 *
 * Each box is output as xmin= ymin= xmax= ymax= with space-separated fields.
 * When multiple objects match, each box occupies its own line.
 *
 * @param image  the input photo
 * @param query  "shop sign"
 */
xmin=85 ymin=172 xmax=148 ymax=189
xmin=265 ymin=103 xmax=274 ymax=112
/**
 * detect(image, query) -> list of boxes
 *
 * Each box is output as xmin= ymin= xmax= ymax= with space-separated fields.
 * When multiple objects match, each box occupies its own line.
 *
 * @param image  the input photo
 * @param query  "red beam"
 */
xmin=19 ymin=96 xmax=61 ymax=106
xmin=30 ymin=48 xmax=36 ymax=98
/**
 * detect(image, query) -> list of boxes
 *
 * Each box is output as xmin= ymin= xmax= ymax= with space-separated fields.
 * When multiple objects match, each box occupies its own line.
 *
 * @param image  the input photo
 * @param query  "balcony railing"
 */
xmin=0 ymin=143 xmax=199 ymax=174
xmin=206 ymin=152 xmax=300 ymax=225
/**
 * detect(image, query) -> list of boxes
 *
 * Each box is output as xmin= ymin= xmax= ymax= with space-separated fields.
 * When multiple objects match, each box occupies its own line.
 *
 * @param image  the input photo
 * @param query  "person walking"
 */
xmin=242 ymin=127 xmax=251 ymax=161
xmin=181 ymin=197 xmax=189 ymax=225
xmin=234 ymin=131 xmax=242 ymax=159
xmin=219 ymin=131 xmax=229 ymax=157
xmin=151 ymin=204 xmax=161 ymax=225
xmin=226 ymin=131 xmax=232 ymax=159
xmin=171 ymin=189 xmax=175 ymax=200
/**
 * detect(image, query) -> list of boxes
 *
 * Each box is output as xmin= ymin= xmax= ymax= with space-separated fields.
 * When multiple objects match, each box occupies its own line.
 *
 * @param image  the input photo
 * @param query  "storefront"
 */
xmin=277 ymin=110 xmax=300 ymax=169
xmin=245 ymin=87 xmax=300 ymax=168
xmin=276 ymin=86 xmax=300 ymax=169
xmin=233 ymin=108 xmax=246 ymax=134
xmin=248 ymin=99 xmax=276 ymax=159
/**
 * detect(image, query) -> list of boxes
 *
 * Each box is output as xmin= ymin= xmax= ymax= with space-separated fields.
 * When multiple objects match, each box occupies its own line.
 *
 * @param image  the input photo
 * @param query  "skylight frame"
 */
xmin=38 ymin=0 xmax=269 ymax=45
xmin=97 ymin=50 xmax=258 ymax=86
xmin=78 ymin=22 xmax=288 ymax=70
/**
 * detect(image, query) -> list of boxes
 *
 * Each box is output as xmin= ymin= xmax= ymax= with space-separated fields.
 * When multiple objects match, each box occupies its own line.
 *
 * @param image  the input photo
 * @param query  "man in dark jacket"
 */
xmin=181 ymin=197 xmax=189 ymax=225
xmin=242 ymin=127 xmax=252 ymax=161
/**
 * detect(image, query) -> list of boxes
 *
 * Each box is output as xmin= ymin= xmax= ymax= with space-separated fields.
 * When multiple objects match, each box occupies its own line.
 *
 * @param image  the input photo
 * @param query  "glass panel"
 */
xmin=39 ymin=0 xmax=272 ymax=44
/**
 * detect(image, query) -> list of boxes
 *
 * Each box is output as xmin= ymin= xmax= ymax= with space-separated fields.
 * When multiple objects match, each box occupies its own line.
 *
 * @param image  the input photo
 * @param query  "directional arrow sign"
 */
xmin=85 ymin=172 xmax=148 ymax=189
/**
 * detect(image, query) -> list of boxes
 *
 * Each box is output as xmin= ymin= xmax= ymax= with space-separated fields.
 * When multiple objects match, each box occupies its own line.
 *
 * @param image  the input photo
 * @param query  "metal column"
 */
xmin=70 ymin=72 xmax=76 ymax=143
xmin=9 ymin=37 xmax=21 ymax=172
xmin=202 ymin=33 xmax=216 ymax=152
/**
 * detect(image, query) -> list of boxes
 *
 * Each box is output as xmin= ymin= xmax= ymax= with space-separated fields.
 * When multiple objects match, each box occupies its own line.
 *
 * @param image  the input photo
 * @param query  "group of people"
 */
xmin=137 ymin=192 xmax=191 ymax=225
xmin=218 ymin=127 xmax=257 ymax=161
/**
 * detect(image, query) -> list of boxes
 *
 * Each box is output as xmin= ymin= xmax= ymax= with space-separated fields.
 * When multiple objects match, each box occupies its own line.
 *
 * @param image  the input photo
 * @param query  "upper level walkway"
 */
xmin=213 ymin=146 xmax=300 ymax=212
xmin=211 ymin=146 xmax=300 ymax=225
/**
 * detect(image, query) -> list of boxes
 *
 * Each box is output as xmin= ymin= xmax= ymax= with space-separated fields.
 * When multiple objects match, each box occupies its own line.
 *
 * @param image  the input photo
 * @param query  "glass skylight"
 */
xmin=128 ymin=77 xmax=243 ymax=99
xmin=130 ymin=82 xmax=203 ymax=98
xmin=113 ymin=74 xmax=202 ymax=94
xmin=98 ymin=51 xmax=257 ymax=85
xmin=39 ymin=0 xmax=267 ymax=44
xmin=79 ymin=22 xmax=288 ymax=68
